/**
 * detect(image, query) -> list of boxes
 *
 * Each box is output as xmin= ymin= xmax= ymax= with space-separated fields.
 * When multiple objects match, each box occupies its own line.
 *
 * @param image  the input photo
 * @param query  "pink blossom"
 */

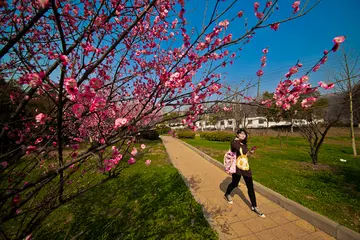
xmin=313 ymin=64 xmax=321 ymax=72
xmin=254 ymin=2 xmax=260 ymax=12
xmin=324 ymin=50 xmax=329 ymax=55
xmin=52 ymin=142 xmax=57 ymax=146
xmin=26 ymin=146 xmax=37 ymax=155
xmin=35 ymin=137 xmax=43 ymax=144
xmin=332 ymin=36 xmax=345 ymax=52
xmin=114 ymin=118 xmax=128 ymax=128
xmin=266 ymin=1 xmax=272 ymax=8
xmin=171 ymin=18 xmax=178 ymax=29
xmin=114 ymin=154 xmax=123 ymax=164
xmin=1 ymin=161 xmax=8 ymax=168
xmin=256 ymin=70 xmax=264 ymax=77
xmin=292 ymin=1 xmax=300 ymax=13
xmin=237 ymin=11 xmax=243 ymax=18
xmin=261 ymin=99 xmax=271 ymax=105
xmin=141 ymin=144 xmax=146 ymax=149
xmin=89 ymin=78 xmax=103 ymax=90
xmin=333 ymin=36 xmax=346 ymax=44
xmin=293 ymin=78 xmax=301 ymax=86
xmin=64 ymin=78 xmax=78 ymax=96
xmin=128 ymin=157 xmax=136 ymax=165
xmin=318 ymin=81 xmax=335 ymax=90
xmin=71 ymin=144 xmax=79 ymax=150
xmin=72 ymin=103 xmax=85 ymax=118
xmin=35 ymin=113 xmax=47 ymax=124
xmin=131 ymin=147 xmax=138 ymax=156
xmin=12 ymin=195 xmax=20 ymax=204
xmin=320 ymin=56 xmax=328 ymax=64
xmin=60 ymin=55 xmax=69 ymax=66
xmin=90 ymin=97 xmax=106 ymax=112
xmin=297 ymin=63 xmax=303 ymax=67
xmin=261 ymin=56 xmax=267 ymax=63
xmin=262 ymin=48 xmax=268 ymax=54
xmin=301 ymin=97 xmax=317 ymax=108
xmin=255 ymin=12 xmax=264 ymax=19
xmin=145 ymin=159 xmax=151 ymax=166
xmin=105 ymin=165 xmax=112 ymax=172
xmin=300 ymin=75 xmax=309 ymax=82
xmin=79 ymin=85 xmax=95 ymax=102
xmin=270 ymin=23 xmax=279 ymax=31
xmin=282 ymin=103 xmax=291 ymax=111
xmin=112 ymin=146 xmax=119 ymax=156
xmin=28 ymin=73 xmax=42 ymax=88
xmin=219 ymin=20 xmax=229 ymax=28
xmin=16 ymin=209 xmax=22 ymax=214
xmin=289 ymin=66 xmax=298 ymax=74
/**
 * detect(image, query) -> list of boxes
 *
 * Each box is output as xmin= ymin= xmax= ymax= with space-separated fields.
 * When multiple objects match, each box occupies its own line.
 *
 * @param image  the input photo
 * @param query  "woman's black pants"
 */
xmin=225 ymin=173 xmax=257 ymax=207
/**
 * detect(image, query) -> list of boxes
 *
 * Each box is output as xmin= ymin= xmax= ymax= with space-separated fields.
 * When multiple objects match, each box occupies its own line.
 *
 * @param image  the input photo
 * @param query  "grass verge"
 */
xmin=33 ymin=139 xmax=217 ymax=240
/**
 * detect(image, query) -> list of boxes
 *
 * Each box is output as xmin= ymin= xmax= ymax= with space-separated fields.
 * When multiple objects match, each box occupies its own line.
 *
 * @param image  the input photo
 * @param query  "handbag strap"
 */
xmin=239 ymin=147 xmax=244 ymax=156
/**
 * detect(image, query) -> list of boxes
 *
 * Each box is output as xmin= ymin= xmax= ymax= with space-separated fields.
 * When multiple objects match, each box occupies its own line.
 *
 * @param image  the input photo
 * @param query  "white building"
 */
xmin=167 ymin=117 xmax=324 ymax=131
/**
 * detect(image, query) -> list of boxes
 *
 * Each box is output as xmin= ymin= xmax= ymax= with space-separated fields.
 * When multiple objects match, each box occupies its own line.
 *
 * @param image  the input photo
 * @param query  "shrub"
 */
xmin=156 ymin=126 xmax=172 ymax=135
xmin=177 ymin=130 xmax=196 ymax=139
xmin=200 ymin=131 xmax=234 ymax=142
xmin=140 ymin=130 xmax=159 ymax=140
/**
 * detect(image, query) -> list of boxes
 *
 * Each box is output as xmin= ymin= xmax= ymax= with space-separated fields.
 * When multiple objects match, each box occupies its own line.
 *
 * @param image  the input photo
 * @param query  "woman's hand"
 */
xmin=247 ymin=146 xmax=257 ymax=156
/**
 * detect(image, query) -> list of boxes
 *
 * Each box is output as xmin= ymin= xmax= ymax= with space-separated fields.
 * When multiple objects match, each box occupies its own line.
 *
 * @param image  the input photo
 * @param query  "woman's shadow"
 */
xmin=219 ymin=176 xmax=252 ymax=208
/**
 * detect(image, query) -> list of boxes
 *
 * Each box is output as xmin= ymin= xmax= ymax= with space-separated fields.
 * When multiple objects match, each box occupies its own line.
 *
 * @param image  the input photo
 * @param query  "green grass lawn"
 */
xmin=32 ymin=140 xmax=217 ymax=240
xmin=183 ymin=134 xmax=360 ymax=233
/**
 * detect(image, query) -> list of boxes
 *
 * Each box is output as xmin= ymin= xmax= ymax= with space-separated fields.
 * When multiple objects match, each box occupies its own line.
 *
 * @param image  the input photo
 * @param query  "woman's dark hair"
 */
xmin=235 ymin=129 xmax=248 ymax=144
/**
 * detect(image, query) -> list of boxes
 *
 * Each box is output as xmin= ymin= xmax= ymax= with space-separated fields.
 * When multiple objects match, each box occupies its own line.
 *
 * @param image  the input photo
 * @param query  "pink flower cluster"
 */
xmin=292 ymin=1 xmax=300 ymax=14
xmin=103 ymin=146 xmax=123 ymax=172
xmin=256 ymin=48 xmax=268 ymax=77
xmin=254 ymin=2 xmax=264 ymax=20
xmin=19 ymin=73 xmax=43 ymax=88
xmin=318 ymin=81 xmax=335 ymax=90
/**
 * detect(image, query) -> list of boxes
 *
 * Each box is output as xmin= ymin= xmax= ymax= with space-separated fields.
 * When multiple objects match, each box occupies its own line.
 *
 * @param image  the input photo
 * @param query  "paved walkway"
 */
xmin=161 ymin=136 xmax=334 ymax=240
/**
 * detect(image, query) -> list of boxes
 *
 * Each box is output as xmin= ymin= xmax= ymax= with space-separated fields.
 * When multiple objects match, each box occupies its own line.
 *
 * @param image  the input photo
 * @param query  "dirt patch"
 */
xmin=197 ymin=147 xmax=223 ymax=158
xmin=296 ymin=162 xmax=332 ymax=172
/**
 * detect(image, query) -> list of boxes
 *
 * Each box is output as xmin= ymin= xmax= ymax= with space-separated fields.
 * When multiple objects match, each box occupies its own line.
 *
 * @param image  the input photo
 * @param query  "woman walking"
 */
xmin=224 ymin=129 xmax=265 ymax=218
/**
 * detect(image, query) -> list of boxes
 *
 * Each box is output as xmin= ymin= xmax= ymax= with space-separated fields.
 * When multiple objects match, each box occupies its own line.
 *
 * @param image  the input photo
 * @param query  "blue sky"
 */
xmin=184 ymin=0 xmax=360 ymax=96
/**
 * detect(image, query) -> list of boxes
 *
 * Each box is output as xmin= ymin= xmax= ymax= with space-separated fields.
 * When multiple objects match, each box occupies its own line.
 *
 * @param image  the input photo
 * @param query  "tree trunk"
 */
xmin=344 ymin=52 xmax=357 ymax=157
xmin=349 ymin=90 xmax=357 ymax=157
xmin=310 ymin=149 xmax=318 ymax=165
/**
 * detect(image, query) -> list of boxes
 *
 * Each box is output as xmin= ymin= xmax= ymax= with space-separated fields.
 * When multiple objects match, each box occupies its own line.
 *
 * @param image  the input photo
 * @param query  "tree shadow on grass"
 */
xmin=35 ymin=169 xmax=218 ymax=240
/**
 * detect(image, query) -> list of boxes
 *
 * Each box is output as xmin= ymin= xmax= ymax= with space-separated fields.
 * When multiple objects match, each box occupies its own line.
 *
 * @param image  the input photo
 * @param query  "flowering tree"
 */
xmin=0 ymin=0 xmax=345 ymax=238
